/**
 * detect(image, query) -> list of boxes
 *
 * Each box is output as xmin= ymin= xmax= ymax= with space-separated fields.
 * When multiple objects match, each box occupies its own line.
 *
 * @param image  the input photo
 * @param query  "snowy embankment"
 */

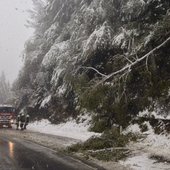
xmin=120 ymin=123 xmax=170 ymax=170
xmin=29 ymin=116 xmax=100 ymax=142
xmin=120 ymin=110 xmax=170 ymax=170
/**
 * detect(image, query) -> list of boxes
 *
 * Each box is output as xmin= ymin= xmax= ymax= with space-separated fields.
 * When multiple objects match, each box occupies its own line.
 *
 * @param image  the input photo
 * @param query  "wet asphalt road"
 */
xmin=0 ymin=135 xmax=102 ymax=170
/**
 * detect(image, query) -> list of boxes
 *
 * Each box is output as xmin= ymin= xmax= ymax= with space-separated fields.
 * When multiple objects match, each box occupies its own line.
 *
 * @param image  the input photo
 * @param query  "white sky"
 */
xmin=0 ymin=0 xmax=34 ymax=83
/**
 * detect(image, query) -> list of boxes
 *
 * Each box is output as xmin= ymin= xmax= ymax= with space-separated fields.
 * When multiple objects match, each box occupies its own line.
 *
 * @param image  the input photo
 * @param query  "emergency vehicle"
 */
xmin=0 ymin=105 xmax=16 ymax=128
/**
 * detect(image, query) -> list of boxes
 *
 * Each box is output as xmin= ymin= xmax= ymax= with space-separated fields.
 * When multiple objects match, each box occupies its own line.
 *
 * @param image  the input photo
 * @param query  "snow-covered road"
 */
xmin=0 ymin=128 xmax=129 ymax=170
xmin=1 ymin=128 xmax=79 ymax=149
xmin=0 ymin=131 xmax=104 ymax=170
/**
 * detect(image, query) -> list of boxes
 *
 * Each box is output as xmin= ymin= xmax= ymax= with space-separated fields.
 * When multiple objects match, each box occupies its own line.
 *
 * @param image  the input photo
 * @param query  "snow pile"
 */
xmin=29 ymin=115 xmax=100 ymax=141
xmin=124 ymin=121 xmax=170 ymax=154
xmin=144 ymin=132 xmax=170 ymax=160
xmin=123 ymin=124 xmax=141 ymax=134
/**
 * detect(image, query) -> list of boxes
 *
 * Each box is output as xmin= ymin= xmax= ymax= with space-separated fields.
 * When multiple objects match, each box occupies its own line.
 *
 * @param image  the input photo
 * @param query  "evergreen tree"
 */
xmin=0 ymin=72 xmax=11 ymax=104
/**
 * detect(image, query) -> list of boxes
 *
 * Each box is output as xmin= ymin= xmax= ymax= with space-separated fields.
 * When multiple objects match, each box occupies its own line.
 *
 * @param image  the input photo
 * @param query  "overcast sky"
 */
xmin=0 ymin=0 xmax=34 ymax=83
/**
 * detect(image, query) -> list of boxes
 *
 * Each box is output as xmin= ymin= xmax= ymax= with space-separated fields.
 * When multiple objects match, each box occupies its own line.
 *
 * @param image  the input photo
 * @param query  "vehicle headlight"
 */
xmin=10 ymin=119 xmax=14 ymax=123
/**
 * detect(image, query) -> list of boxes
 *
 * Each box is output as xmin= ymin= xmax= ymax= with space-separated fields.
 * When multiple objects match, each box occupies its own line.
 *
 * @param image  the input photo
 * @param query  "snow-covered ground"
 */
xmin=29 ymin=116 xmax=100 ymax=141
xmin=121 ymin=153 xmax=170 ymax=170
xmin=120 ymin=121 xmax=170 ymax=170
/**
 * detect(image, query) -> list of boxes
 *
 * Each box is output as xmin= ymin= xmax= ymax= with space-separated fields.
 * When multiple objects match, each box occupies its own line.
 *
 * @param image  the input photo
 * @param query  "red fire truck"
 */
xmin=0 ymin=105 xmax=16 ymax=128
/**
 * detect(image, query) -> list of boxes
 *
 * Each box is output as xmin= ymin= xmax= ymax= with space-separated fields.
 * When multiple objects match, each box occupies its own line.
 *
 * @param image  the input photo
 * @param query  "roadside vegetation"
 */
xmin=67 ymin=127 xmax=139 ymax=161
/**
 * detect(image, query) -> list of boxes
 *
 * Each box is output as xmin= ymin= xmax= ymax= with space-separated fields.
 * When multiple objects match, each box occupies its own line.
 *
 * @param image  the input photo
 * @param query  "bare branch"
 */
xmin=146 ymin=56 xmax=149 ymax=71
xmin=80 ymin=66 xmax=108 ymax=77
xmin=123 ymin=55 xmax=133 ymax=64
xmin=135 ymin=53 xmax=139 ymax=59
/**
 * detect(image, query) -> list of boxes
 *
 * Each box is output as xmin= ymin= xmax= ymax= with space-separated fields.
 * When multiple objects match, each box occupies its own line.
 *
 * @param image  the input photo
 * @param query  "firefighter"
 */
xmin=16 ymin=114 xmax=21 ymax=130
xmin=24 ymin=114 xmax=30 ymax=129
xmin=20 ymin=113 xmax=25 ymax=130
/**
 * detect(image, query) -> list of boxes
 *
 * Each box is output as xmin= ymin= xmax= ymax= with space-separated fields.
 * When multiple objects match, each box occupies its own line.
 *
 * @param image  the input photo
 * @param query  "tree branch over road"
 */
xmin=81 ymin=36 xmax=170 ymax=86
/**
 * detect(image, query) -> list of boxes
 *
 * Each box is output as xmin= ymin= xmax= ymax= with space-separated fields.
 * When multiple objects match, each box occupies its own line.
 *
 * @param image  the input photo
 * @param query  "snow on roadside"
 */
xmin=120 ymin=153 xmax=170 ymax=170
xmin=120 ymin=121 xmax=170 ymax=170
xmin=144 ymin=133 xmax=170 ymax=161
xmin=123 ymin=123 xmax=141 ymax=134
xmin=28 ymin=116 xmax=100 ymax=142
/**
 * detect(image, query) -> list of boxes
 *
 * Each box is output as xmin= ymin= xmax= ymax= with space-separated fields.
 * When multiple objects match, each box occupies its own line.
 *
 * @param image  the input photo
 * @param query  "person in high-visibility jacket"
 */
xmin=16 ymin=114 xmax=21 ymax=130
xmin=20 ymin=113 xmax=25 ymax=130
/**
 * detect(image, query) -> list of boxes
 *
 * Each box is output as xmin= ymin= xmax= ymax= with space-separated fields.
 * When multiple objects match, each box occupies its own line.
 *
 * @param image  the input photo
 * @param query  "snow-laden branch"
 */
xmin=96 ymin=36 xmax=170 ymax=86
xmin=79 ymin=36 xmax=170 ymax=88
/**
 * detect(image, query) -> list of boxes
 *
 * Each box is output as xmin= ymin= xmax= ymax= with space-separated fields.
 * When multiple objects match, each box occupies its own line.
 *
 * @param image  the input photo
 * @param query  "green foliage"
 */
xmin=67 ymin=143 xmax=82 ymax=153
xmin=80 ymin=84 xmax=110 ymax=111
xmin=90 ymin=117 xmax=109 ymax=133
xmin=71 ymin=74 xmax=91 ymax=95
xmin=89 ymin=149 xmax=129 ymax=162
xmin=103 ymin=128 xmax=138 ymax=147
xmin=68 ymin=127 xmax=138 ymax=152
xmin=68 ymin=136 xmax=113 ymax=153
xmin=82 ymin=137 xmax=113 ymax=150
xmin=67 ymin=127 xmax=138 ymax=161
xmin=78 ymin=80 xmax=130 ymax=129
